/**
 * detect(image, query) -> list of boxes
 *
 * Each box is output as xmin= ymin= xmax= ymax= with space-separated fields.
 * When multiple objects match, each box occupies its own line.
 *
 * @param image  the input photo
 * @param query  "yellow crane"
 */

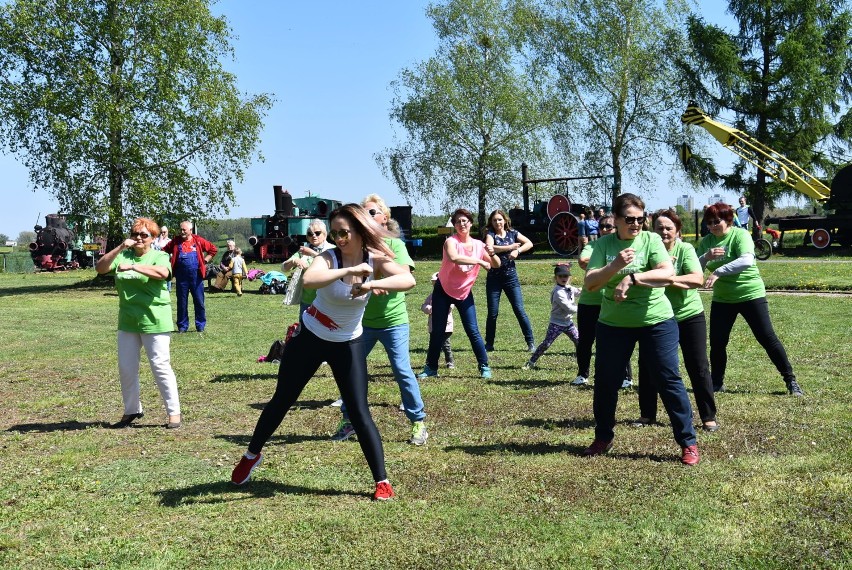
xmin=681 ymin=103 xmax=831 ymax=202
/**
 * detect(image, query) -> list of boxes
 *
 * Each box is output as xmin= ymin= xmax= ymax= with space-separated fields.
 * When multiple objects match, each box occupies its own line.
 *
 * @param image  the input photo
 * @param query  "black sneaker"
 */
xmin=786 ymin=379 xmax=804 ymax=397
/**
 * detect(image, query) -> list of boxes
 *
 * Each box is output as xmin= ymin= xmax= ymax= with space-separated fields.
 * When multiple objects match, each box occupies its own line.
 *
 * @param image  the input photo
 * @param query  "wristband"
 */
xmin=629 ymin=273 xmax=637 ymax=285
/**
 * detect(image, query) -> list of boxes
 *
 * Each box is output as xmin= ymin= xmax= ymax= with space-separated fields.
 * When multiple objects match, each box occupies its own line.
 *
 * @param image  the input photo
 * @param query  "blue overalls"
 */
xmin=175 ymin=245 xmax=206 ymax=332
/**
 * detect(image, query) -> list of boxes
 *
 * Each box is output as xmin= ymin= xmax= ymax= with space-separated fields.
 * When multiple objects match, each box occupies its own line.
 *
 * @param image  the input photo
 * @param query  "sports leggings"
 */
xmin=529 ymin=321 xmax=579 ymax=365
xmin=248 ymin=323 xmax=387 ymax=482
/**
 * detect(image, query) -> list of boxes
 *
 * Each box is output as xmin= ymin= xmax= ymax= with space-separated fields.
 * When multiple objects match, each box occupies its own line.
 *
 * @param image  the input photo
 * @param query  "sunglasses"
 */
xmin=706 ymin=218 xmax=723 ymax=226
xmin=623 ymin=216 xmax=646 ymax=225
xmin=306 ymin=231 xmax=324 ymax=237
xmin=367 ymin=208 xmax=381 ymax=217
xmin=329 ymin=228 xmax=352 ymax=240
xmin=454 ymin=218 xmax=471 ymax=226
xmin=130 ymin=232 xmax=150 ymax=239
xmin=599 ymin=223 xmax=614 ymax=230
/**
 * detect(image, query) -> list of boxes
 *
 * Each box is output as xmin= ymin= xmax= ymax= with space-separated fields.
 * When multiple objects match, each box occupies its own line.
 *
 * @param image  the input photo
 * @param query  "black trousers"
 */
xmin=709 ymin=297 xmax=796 ymax=390
xmin=248 ymin=323 xmax=387 ymax=482
xmin=638 ymin=312 xmax=717 ymax=422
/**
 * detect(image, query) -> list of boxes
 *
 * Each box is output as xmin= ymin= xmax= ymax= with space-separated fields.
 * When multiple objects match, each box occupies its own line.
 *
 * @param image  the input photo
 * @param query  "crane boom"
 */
xmin=681 ymin=103 xmax=831 ymax=202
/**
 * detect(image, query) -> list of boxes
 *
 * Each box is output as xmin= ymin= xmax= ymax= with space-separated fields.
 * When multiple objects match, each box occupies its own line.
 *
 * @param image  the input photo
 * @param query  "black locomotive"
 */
xmin=29 ymin=214 xmax=102 ymax=271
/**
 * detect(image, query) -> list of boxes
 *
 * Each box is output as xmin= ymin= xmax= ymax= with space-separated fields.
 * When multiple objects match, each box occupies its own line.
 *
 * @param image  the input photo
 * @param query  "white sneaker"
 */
xmin=398 ymin=402 xmax=405 ymax=412
xmin=572 ymin=375 xmax=588 ymax=386
xmin=330 ymin=398 xmax=343 ymax=407
xmin=522 ymin=361 xmax=533 ymax=370
xmin=621 ymin=378 xmax=633 ymax=389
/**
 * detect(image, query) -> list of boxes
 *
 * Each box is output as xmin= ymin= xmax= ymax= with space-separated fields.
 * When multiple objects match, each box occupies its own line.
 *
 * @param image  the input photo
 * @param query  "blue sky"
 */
xmin=1 ymin=0 xmax=739 ymax=239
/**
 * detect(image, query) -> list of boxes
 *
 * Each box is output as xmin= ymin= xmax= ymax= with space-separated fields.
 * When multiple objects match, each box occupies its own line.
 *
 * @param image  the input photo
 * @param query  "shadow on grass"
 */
xmin=444 ymin=442 xmax=587 ymax=456
xmin=213 ymin=433 xmax=330 ymax=446
xmin=155 ymin=480 xmax=365 ymax=507
xmin=247 ymin=399 xmax=336 ymax=411
xmin=516 ymin=418 xmax=597 ymax=430
xmin=6 ymin=420 xmax=104 ymax=433
xmin=486 ymin=378 xmax=566 ymax=389
xmin=211 ymin=373 xmax=277 ymax=383
xmin=0 ymin=278 xmax=116 ymax=297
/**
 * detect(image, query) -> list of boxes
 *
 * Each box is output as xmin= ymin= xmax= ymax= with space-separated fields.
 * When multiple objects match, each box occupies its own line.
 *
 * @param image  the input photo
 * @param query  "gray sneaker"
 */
xmin=572 ymin=375 xmax=588 ymax=386
xmin=786 ymin=379 xmax=804 ymax=397
xmin=409 ymin=420 xmax=429 ymax=446
xmin=331 ymin=420 xmax=356 ymax=441
xmin=621 ymin=378 xmax=633 ymax=389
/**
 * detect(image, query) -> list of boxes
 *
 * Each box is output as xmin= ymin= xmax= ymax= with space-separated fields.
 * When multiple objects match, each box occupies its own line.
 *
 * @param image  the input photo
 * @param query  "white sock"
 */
xmin=244 ymin=451 xmax=257 ymax=460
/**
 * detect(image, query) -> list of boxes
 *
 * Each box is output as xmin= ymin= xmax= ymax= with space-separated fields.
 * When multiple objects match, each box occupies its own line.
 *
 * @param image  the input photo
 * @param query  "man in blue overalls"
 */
xmin=163 ymin=221 xmax=217 ymax=332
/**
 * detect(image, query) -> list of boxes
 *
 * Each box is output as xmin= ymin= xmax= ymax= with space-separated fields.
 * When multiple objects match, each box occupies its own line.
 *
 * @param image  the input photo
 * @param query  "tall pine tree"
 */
xmin=682 ymin=0 xmax=852 ymax=230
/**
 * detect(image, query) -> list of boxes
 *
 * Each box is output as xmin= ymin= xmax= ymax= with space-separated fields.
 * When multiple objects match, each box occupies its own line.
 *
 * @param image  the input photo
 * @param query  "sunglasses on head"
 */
xmin=306 ymin=230 xmax=324 ymax=237
xmin=130 ymin=232 xmax=150 ymax=239
xmin=329 ymin=228 xmax=352 ymax=240
xmin=623 ymin=216 xmax=646 ymax=225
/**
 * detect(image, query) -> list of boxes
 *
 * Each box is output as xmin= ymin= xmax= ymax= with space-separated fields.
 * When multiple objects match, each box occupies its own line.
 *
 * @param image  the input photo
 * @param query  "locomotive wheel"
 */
xmin=547 ymin=212 xmax=580 ymax=256
xmin=811 ymin=228 xmax=831 ymax=249
xmin=754 ymin=238 xmax=772 ymax=261
xmin=546 ymin=195 xmax=571 ymax=220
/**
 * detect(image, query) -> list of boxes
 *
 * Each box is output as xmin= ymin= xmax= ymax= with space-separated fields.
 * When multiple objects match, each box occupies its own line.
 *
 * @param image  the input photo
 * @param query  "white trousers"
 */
xmin=117 ymin=331 xmax=181 ymax=416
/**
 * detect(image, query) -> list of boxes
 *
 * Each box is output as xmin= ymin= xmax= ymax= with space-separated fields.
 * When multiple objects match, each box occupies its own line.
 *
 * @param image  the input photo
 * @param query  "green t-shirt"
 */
xmin=587 ymin=231 xmax=673 ymax=327
xmin=362 ymin=237 xmax=414 ymax=328
xmin=665 ymin=240 xmax=704 ymax=322
xmin=109 ymin=249 xmax=173 ymax=333
xmin=288 ymin=242 xmax=334 ymax=305
xmin=696 ymin=227 xmax=765 ymax=303
xmin=578 ymin=242 xmax=603 ymax=306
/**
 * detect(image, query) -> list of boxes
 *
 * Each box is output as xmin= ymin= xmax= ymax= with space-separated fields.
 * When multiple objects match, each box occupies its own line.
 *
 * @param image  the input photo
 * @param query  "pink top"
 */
xmin=438 ymin=235 xmax=486 ymax=300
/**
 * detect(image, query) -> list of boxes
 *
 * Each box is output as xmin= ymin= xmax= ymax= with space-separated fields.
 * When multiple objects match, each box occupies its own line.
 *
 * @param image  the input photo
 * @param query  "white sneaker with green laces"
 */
xmin=409 ymin=420 xmax=429 ymax=446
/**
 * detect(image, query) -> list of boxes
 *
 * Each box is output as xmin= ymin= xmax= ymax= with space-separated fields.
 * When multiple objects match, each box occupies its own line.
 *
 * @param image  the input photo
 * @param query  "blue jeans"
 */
xmin=426 ymin=279 xmax=488 ymax=370
xmin=341 ymin=324 xmax=426 ymax=423
xmin=485 ymin=268 xmax=534 ymax=347
xmin=594 ymin=319 xmax=696 ymax=447
xmin=174 ymin=266 xmax=206 ymax=331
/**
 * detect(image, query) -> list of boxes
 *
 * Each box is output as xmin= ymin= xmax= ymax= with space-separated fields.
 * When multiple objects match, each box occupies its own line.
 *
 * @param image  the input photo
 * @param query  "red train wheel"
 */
xmin=546 ymin=194 xmax=571 ymax=220
xmin=811 ymin=228 xmax=831 ymax=249
xmin=548 ymin=212 xmax=580 ymax=256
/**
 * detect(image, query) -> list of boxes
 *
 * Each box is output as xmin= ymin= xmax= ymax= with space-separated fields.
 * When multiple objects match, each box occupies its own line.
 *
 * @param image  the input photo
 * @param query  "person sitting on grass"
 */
xmin=524 ymin=263 xmax=580 ymax=370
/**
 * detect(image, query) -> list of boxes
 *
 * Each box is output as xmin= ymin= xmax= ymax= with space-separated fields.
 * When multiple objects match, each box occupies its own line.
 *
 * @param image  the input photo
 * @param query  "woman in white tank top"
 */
xmin=232 ymin=204 xmax=415 ymax=502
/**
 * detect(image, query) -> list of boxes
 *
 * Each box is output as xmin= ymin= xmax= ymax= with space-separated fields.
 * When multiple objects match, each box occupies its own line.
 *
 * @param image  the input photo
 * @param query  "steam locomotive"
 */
xmin=248 ymin=186 xmax=414 ymax=262
xmin=29 ymin=214 xmax=103 ymax=271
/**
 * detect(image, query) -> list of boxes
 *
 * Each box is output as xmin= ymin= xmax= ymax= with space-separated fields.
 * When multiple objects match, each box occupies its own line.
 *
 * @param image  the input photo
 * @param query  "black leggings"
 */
xmin=709 ymin=297 xmax=795 ymax=389
xmin=576 ymin=303 xmax=632 ymax=380
xmin=248 ymin=323 xmax=387 ymax=482
xmin=638 ymin=312 xmax=717 ymax=422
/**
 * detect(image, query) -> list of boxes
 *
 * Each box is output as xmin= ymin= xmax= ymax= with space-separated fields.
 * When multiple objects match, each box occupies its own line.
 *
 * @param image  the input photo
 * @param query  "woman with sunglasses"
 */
xmin=483 ymin=209 xmax=535 ymax=352
xmin=583 ymin=194 xmax=699 ymax=465
xmin=633 ymin=209 xmax=718 ymax=432
xmin=330 ymin=194 xmax=428 ymax=447
xmin=418 ymin=208 xmax=500 ymax=379
xmin=232 ymin=204 xmax=415 ymax=501
xmin=281 ymin=219 xmax=334 ymax=313
xmin=574 ymin=214 xmax=633 ymax=388
xmin=95 ymin=218 xmax=182 ymax=429
xmin=696 ymin=203 xmax=802 ymax=396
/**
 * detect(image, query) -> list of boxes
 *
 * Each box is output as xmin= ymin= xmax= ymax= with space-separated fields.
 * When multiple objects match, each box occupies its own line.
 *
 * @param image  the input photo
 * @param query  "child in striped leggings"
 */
xmin=524 ymin=263 xmax=579 ymax=369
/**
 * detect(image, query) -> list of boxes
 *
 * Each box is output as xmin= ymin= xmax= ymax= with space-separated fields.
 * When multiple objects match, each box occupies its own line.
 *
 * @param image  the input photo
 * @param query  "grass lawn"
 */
xmin=1 ymin=260 xmax=850 ymax=569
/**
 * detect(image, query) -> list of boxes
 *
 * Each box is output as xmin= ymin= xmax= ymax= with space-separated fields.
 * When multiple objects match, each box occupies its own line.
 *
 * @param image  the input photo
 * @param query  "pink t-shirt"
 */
xmin=438 ymin=235 xmax=486 ymax=300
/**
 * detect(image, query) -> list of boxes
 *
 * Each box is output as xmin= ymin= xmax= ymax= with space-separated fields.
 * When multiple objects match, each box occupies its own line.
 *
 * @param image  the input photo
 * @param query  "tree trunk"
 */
xmin=610 ymin=147 xmax=623 ymax=208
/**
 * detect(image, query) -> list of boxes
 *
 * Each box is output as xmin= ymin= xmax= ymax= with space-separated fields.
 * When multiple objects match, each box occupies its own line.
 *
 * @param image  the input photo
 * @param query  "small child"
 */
xmin=229 ymin=248 xmax=248 ymax=297
xmin=524 ymin=263 xmax=580 ymax=370
xmin=421 ymin=273 xmax=454 ymax=369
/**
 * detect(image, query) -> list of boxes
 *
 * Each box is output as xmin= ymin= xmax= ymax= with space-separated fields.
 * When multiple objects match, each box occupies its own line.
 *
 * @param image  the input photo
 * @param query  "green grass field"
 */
xmin=1 ymin=261 xmax=850 ymax=569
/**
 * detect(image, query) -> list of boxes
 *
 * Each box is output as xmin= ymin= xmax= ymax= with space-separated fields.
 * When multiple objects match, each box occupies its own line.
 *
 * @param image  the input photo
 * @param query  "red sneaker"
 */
xmin=681 ymin=445 xmax=700 ymax=466
xmin=231 ymin=453 xmax=263 ymax=485
xmin=373 ymin=480 xmax=395 ymax=501
xmin=583 ymin=439 xmax=613 ymax=456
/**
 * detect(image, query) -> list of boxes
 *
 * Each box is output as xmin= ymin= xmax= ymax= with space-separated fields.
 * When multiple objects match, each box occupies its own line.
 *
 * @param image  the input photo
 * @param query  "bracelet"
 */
xmin=629 ymin=273 xmax=637 ymax=285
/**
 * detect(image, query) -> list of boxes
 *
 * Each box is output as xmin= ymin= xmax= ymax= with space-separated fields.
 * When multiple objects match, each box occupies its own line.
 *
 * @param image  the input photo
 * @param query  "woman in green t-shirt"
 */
xmin=696 ymin=203 xmax=802 ymax=396
xmin=95 ymin=217 xmax=182 ymax=429
xmin=634 ymin=209 xmax=717 ymax=432
xmin=583 ymin=194 xmax=699 ymax=465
